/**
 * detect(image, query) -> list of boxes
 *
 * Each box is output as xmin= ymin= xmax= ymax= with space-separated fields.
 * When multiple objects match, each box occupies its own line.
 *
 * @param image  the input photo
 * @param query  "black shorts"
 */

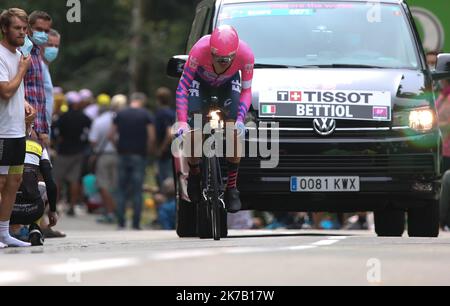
xmin=10 ymin=194 xmax=45 ymax=225
xmin=0 ymin=137 xmax=26 ymax=169
xmin=187 ymin=73 xmax=242 ymax=127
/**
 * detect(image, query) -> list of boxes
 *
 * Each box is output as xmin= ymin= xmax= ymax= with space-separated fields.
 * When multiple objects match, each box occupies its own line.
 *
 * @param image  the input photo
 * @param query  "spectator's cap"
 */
xmin=111 ymin=94 xmax=127 ymax=111
xmin=53 ymin=87 xmax=63 ymax=95
xmin=79 ymin=89 xmax=94 ymax=101
xmin=60 ymin=103 xmax=69 ymax=113
xmin=97 ymin=93 xmax=111 ymax=106
xmin=66 ymin=91 xmax=82 ymax=105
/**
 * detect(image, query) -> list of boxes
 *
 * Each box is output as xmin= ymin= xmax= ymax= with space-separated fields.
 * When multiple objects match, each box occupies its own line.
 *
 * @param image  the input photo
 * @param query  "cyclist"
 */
xmin=10 ymin=127 xmax=58 ymax=246
xmin=175 ymin=25 xmax=254 ymax=213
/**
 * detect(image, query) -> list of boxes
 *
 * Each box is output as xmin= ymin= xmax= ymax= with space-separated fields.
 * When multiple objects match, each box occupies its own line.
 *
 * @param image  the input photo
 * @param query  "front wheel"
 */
xmin=210 ymin=157 xmax=222 ymax=241
xmin=197 ymin=157 xmax=228 ymax=240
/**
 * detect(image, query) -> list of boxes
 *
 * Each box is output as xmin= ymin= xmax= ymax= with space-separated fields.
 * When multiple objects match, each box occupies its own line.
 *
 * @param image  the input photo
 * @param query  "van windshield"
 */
xmin=218 ymin=2 xmax=420 ymax=69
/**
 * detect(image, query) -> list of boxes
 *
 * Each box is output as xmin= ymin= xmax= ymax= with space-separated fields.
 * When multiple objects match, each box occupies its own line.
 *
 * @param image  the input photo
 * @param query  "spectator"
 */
xmin=0 ymin=8 xmax=33 ymax=248
xmin=39 ymin=29 xmax=62 ymax=237
xmin=88 ymin=94 xmax=127 ymax=224
xmin=153 ymin=178 xmax=176 ymax=230
xmin=228 ymin=211 xmax=256 ymax=230
xmin=436 ymin=79 xmax=450 ymax=171
xmin=427 ymin=51 xmax=441 ymax=95
xmin=110 ymin=92 xmax=156 ymax=230
xmin=426 ymin=51 xmax=439 ymax=70
xmin=85 ymin=92 xmax=109 ymax=121
xmin=24 ymin=10 xmax=52 ymax=145
xmin=53 ymin=91 xmax=91 ymax=217
xmin=41 ymin=28 xmax=60 ymax=140
xmin=10 ymin=128 xmax=58 ymax=246
xmin=154 ymin=87 xmax=176 ymax=186
xmin=80 ymin=89 xmax=94 ymax=116
xmin=437 ymin=79 xmax=450 ymax=228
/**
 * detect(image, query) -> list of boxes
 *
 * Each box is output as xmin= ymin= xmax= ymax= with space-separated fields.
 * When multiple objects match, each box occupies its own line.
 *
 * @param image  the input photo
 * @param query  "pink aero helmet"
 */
xmin=210 ymin=25 xmax=240 ymax=57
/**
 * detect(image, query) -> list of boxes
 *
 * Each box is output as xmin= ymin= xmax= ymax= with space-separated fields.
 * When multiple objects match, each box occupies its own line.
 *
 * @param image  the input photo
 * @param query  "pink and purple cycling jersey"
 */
xmin=176 ymin=35 xmax=255 ymax=123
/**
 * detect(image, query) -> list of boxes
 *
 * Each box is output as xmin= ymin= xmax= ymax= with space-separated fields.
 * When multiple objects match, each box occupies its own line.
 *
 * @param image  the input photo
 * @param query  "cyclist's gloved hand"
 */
xmin=235 ymin=121 xmax=246 ymax=138
xmin=175 ymin=122 xmax=190 ymax=138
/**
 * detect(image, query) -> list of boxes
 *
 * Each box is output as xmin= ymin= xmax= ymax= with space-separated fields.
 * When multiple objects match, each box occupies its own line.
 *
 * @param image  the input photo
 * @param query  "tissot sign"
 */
xmin=259 ymin=89 xmax=391 ymax=121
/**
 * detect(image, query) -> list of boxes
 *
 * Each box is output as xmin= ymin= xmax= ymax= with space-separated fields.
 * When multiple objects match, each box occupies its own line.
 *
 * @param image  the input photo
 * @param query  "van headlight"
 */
xmin=409 ymin=108 xmax=435 ymax=132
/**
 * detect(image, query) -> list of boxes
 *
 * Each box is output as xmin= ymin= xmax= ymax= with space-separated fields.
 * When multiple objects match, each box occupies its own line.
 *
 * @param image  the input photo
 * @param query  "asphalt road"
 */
xmin=1 ymin=214 xmax=450 ymax=286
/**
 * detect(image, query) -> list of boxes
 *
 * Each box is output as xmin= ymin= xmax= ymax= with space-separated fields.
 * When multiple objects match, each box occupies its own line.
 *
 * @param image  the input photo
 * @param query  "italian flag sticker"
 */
xmin=262 ymin=105 xmax=276 ymax=115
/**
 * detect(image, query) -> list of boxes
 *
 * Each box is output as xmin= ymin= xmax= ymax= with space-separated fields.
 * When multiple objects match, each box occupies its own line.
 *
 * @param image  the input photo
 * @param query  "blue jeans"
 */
xmin=157 ymin=199 xmax=176 ymax=230
xmin=157 ymin=158 xmax=173 ymax=187
xmin=116 ymin=155 xmax=147 ymax=228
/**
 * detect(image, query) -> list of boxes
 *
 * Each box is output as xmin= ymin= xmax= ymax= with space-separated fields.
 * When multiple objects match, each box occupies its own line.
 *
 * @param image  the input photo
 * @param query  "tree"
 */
xmin=1 ymin=0 xmax=200 ymax=107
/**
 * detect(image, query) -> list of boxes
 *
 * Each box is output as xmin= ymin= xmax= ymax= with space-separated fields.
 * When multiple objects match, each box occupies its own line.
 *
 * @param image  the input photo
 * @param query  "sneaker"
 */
xmin=28 ymin=224 xmax=44 ymax=246
xmin=67 ymin=207 xmax=75 ymax=217
xmin=42 ymin=228 xmax=67 ymax=239
xmin=0 ymin=242 xmax=7 ymax=249
xmin=97 ymin=214 xmax=116 ymax=224
xmin=187 ymin=174 xmax=201 ymax=203
xmin=224 ymin=188 xmax=242 ymax=214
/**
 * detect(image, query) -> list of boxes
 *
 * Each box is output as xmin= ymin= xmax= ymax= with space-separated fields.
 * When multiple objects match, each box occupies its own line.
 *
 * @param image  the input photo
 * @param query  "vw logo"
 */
xmin=313 ymin=118 xmax=336 ymax=136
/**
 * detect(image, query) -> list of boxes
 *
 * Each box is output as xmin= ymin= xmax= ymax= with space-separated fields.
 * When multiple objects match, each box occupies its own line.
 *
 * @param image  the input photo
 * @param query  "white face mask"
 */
xmin=19 ymin=35 xmax=34 ymax=57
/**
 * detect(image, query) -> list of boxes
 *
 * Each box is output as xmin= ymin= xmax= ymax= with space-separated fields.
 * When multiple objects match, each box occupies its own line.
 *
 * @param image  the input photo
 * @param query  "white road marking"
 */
xmin=312 ymin=240 xmax=341 ymax=246
xmin=149 ymin=249 xmax=217 ymax=261
xmin=0 ymin=271 xmax=33 ymax=285
xmin=0 ymin=235 xmax=349 ymax=282
xmin=285 ymin=245 xmax=318 ymax=251
xmin=222 ymin=247 xmax=273 ymax=254
xmin=147 ymin=236 xmax=348 ymax=260
xmin=329 ymin=236 xmax=349 ymax=240
xmin=44 ymin=258 xmax=141 ymax=275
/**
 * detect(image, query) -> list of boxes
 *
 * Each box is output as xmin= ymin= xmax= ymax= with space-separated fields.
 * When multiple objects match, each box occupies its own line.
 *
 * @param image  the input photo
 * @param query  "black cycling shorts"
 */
xmin=0 ymin=137 xmax=26 ymax=168
xmin=10 ymin=194 xmax=45 ymax=225
xmin=187 ymin=73 xmax=242 ymax=127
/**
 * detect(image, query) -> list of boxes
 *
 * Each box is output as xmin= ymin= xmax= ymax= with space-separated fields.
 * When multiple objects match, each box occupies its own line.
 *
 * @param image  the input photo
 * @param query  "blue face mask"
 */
xmin=44 ymin=47 xmax=59 ymax=63
xmin=32 ymin=31 xmax=48 ymax=46
xmin=20 ymin=36 xmax=34 ymax=57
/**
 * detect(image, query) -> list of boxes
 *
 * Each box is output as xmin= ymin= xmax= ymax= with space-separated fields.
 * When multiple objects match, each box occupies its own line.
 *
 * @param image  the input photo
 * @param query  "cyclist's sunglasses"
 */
xmin=212 ymin=53 xmax=236 ymax=64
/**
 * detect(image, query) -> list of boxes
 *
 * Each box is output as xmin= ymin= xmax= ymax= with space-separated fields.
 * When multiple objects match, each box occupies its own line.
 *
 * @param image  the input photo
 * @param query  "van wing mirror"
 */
xmin=167 ymin=55 xmax=189 ymax=78
xmin=432 ymin=53 xmax=450 ymax=81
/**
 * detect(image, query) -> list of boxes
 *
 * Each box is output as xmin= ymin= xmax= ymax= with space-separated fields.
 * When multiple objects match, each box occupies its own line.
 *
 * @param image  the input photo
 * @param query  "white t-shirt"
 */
xmin=0 ymin=44 xmax=25 ymax=138
xmin=88 ymin=111 xmax=116 ymax=154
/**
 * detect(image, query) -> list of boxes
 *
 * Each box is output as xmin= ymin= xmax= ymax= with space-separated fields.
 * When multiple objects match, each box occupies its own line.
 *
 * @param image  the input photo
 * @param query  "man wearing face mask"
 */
xmin=24 ymin=11 xmax=52 ymax=148
xmin=41 ymin=29 xmax=60 ymax=136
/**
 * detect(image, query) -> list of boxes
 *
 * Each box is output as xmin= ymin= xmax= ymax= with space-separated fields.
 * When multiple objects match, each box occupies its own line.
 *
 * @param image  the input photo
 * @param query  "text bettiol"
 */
xmin=260 ymin=89 xmax=391 ymax=121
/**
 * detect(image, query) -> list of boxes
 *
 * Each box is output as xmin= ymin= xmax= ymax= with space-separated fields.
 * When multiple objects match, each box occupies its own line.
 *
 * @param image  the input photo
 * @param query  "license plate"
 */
xmin=291 ymin=176 xmax=360 ymax=192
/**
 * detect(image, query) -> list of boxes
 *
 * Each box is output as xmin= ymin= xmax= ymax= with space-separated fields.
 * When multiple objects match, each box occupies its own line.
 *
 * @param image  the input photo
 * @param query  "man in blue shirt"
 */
xmin=110 ymin=93 xmax=156 ymax=230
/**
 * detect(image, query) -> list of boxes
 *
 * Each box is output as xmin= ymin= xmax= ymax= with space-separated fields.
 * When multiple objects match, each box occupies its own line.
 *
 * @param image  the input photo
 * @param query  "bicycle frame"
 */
xmin=201 ymin=96 xmax=226 ymax=241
